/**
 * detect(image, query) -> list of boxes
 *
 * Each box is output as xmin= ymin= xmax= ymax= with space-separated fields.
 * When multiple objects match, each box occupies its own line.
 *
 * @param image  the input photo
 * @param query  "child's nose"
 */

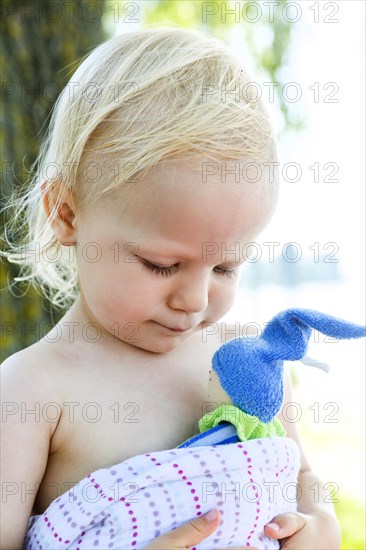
xmin=168 ymin=274 xmax=209 ymax=313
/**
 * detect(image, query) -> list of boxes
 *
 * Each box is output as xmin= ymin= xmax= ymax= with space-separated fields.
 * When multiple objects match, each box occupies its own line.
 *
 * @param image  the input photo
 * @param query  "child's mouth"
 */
xmin=154 ymin=321 xmax=191 ymax=333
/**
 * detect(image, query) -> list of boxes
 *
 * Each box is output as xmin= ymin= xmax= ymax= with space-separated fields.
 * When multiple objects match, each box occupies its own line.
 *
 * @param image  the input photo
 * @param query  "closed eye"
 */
xmin=140 ymin=260 xmax=175 ymax=277
xmin=213 ymin=266 xmax=238 ymax=279
xmin=140 ymin=259 xmax=238 ymax=279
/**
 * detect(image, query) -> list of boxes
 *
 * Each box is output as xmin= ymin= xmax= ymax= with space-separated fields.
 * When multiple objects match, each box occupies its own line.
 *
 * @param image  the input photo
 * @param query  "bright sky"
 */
xmin=229 ymin=1 xmax=365 ymax=287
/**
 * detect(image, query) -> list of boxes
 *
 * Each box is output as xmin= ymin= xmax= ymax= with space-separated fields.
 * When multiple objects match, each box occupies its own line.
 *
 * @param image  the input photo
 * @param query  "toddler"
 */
xmin=1 ymin=28 xmax=341 ymax=549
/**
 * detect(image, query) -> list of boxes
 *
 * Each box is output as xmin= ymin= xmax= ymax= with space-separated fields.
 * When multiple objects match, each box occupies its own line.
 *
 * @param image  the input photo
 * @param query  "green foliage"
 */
xmin=334 ymin=495 xmax=366 ymax=549
xmin=298 ymin=408 xmax=365 ymax=550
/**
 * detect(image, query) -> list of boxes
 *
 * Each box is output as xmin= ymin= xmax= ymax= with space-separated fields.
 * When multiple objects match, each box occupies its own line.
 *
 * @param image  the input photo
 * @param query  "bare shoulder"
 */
xmin=1 ymin=345 xmax=66 ymax=549
xmin=1 ymin=343 xmax=68 ymax=443
xmin=2 ymin=342 xmax=66 ymax=399
xmin=2 ymin=342 xmax=58 ymax=382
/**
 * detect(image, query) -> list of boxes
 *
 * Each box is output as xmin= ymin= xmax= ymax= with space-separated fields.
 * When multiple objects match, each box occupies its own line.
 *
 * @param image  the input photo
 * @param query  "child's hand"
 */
xmin=264 ymin=511 xmax=341 ymax=549
xmin=144 ymin=509 xmax=257 ymax=549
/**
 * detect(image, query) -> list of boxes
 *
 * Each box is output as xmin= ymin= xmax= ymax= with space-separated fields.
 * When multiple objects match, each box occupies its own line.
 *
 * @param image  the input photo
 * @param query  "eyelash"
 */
xmin=140 ymin=260 xmax=238 ymax=279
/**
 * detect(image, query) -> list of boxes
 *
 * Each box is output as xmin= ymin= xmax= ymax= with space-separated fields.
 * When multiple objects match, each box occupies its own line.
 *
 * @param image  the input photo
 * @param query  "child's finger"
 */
xmin=144 ymin=508 xmax=259 ymax=549
xmin=144 ymin=509 xmax=221 ymax=549
xmin=264 ymin=512 xmax=307 ymax=539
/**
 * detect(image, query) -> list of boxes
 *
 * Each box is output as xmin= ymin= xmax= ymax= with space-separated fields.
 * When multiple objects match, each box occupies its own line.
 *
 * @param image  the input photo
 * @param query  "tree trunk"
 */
xmin=1 ymin=0 xmax=107 ymax=361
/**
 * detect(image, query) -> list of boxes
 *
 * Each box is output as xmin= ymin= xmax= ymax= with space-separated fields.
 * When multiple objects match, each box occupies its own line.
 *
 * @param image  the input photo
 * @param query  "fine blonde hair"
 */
xmin=1 ymin=27 xmax=277 ymax=312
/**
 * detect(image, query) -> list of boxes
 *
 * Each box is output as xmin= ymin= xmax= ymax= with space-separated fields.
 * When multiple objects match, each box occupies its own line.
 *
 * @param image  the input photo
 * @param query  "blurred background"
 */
xmin=1 ymin=1 xmax=365 ymax=547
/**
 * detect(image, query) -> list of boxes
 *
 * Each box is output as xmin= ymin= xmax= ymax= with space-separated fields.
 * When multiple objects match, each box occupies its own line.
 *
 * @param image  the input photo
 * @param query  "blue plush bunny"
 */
xmin=180 ymin=309 xmax=366 ymax=446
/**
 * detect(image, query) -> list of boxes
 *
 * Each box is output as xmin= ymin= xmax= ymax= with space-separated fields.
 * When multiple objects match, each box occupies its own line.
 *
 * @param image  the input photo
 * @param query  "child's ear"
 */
xmin=41 ymin=181 xmax=78 ymax=245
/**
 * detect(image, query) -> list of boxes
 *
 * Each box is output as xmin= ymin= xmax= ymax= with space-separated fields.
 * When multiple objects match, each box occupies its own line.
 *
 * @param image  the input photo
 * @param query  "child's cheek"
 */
xmin=215 ymin=281 xmax=238 ymax=311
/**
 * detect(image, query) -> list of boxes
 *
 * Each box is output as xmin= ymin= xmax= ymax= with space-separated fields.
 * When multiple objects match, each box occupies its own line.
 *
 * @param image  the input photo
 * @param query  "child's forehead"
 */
xmin=99 ymin=156 xmax=277 ymax=249
xmin=90 ymin=153 xmax=278 ymax=230
xmin=134 ymin=155 xmax=277 ymax=191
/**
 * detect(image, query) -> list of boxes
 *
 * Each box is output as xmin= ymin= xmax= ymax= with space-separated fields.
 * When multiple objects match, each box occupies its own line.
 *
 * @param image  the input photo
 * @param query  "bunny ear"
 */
xmin=212 ymin=308 xmax=365 ymax=423
xmin=262 ymin=308 xmax=366 ymax=363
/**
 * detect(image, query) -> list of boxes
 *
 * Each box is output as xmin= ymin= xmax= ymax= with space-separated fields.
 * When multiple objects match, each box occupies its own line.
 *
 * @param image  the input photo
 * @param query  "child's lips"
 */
xmin=154 ymin=321 xmax=192 ymax=332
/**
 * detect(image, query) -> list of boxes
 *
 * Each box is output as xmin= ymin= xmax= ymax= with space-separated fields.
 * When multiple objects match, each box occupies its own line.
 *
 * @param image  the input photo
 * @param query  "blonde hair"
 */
xmin=1 ymin=27 xmax=277 ymax=312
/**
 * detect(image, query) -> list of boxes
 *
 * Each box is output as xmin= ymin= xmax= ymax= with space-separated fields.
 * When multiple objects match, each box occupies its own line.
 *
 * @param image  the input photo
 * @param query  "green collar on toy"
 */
xmin=199 ymin=404 xmax=286 ymax=441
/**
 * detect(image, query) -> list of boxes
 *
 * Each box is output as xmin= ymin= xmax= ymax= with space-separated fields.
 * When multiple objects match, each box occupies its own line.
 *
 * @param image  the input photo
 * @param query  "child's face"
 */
xmin=74 ymin=158 xmax=277 ymax=353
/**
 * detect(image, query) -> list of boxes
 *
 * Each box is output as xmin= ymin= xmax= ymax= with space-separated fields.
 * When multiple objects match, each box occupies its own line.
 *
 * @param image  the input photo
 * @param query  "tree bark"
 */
xmin=1 ymin=0 xmax=107 ymax=361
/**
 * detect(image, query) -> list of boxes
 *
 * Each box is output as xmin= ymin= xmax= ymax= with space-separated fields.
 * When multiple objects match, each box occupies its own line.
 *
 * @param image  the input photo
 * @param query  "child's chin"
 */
xmin=139 ymin=336 xmax=187 ymax=355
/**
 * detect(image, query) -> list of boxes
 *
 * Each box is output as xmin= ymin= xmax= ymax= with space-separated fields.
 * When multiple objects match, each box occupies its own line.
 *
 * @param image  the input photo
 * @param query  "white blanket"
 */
xmin=24 ymin=437 xmax=300 ymax=550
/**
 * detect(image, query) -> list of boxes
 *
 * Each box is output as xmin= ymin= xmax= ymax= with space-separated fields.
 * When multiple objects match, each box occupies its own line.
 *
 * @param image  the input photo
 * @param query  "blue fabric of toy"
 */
xmin=212 ymin=308 xmax=366 ymax=423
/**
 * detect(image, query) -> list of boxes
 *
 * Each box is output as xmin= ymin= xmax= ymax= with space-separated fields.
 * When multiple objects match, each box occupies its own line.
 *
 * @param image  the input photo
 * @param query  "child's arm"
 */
xmin=264 ymin=365 xmax=341 ymax=548
xmin=1 ymin=352 xmax=55 ymax=549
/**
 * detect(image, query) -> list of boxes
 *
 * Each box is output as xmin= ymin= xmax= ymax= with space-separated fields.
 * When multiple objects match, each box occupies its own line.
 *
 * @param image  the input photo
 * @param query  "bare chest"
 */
xmin=33 ymin=335 xmax=218 ymax=515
